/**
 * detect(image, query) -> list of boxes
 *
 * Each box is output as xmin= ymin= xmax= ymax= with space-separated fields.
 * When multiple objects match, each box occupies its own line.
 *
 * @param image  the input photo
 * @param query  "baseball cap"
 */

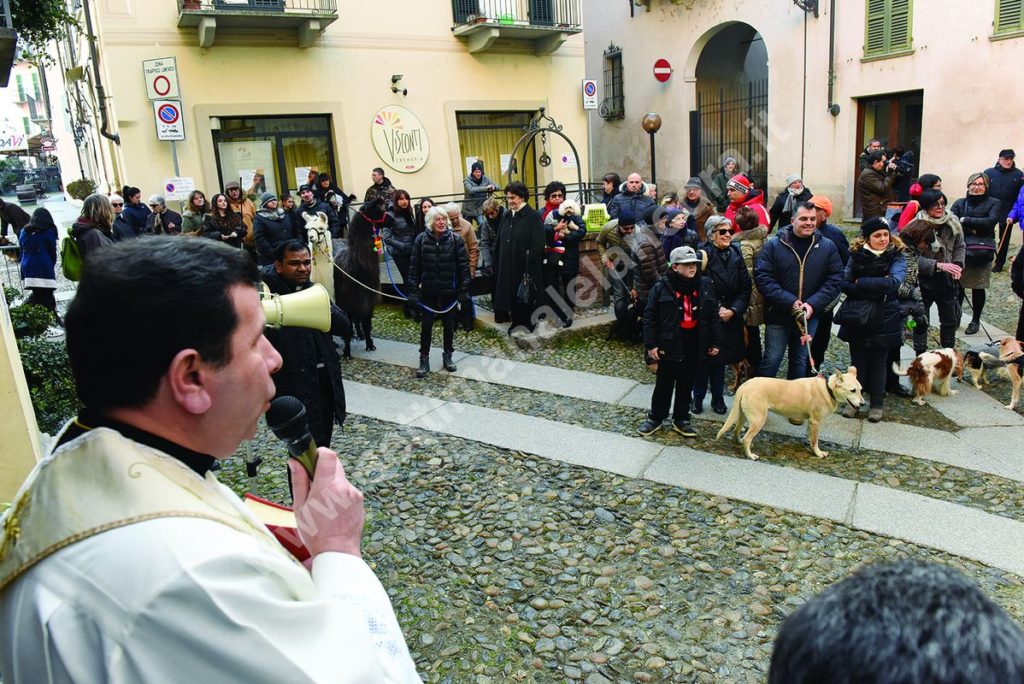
xmin=670 ymin=246 xmax=700 ymax=265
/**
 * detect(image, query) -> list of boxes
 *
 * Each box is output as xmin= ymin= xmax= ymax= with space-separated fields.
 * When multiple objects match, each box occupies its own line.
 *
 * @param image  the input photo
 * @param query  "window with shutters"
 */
xmin=15 ymin=74 xmax=23 ymax=101
xmin=864 ymin=0 xmax=913 ymax=58
xmin=995 ymin=0 xmax=1023 ymax=35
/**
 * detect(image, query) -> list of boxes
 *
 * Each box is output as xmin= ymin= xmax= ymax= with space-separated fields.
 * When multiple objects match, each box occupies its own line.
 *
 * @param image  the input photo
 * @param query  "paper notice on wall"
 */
xmin=465 ymin=156 xmax=478 ymax=176
xmin=500 ymin=154 xmax=512 ymax=174
xmin=163 ymin=177 xmax=195 ymax=201
xmin=295 ymin=167 xmax=311 ymax=189
xmin=560 ymin=154 xmax=577 ymax=169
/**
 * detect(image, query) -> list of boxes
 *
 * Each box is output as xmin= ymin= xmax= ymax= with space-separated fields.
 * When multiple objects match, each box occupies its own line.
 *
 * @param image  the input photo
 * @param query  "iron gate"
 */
xmin=689 ymin=79 xmax=768 ymax=192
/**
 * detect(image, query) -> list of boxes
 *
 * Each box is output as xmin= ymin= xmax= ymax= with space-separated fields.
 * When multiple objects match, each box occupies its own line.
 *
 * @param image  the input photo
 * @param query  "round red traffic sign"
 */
xmin=157 ymin=103 xmax=180 ymax=124
xmin=153 ymin=75 xmax=171 ymax=97
xmin=653 ymin=58 xmax=672 ymax=83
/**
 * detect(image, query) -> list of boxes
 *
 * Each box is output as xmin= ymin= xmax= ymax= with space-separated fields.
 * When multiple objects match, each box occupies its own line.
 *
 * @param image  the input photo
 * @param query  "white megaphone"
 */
xmin=260 ymin=282 xmax=331 ymax=332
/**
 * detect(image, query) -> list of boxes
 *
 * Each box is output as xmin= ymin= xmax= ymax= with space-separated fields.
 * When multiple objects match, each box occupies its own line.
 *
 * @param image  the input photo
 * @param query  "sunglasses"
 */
xmin=712 ymin=228 xmax=731 ymax=235
xmin=112 ymin=202 xmax=123 ymax=207
xmin=549 ymin=193 xmax=564 ymax=199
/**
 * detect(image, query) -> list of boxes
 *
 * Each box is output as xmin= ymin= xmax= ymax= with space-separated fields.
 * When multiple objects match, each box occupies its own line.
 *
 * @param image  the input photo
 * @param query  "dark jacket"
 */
xmin=631 ymin=225 xmax=668 ymax=305
xmin=907 ymin=214 xmax=965 ymax=297
xmin=70 ymin=217 xmax=114 ymax=259
xmin=858 ymin=167 xmax=896 ymax=221
xmin=543 ymin=210 xmax=588 ymax=275
xmin=254 ymin=209 xmax=305 ymax=265
xmin=364 ymin=178 xmax=395 ymax=204
xmin=408 ymin=228 xmax=471 ymax=302
xmin=659 ymin=219 xmax=699 ymax=259
xmin=145 ymin=209 xmax=182 ymax=235
xmin=112 ymin=212 xmax=142 ymax=241
xmin=768 ymin=186 xmax=813 ymax=231
xmin=0 ymin=201 xmax=31 ymax=238
xmin=493 ymin=204 xmax=545 ymax=313
xmin=462 ymin=173 xmax=495 ymax=218
xmin=643 ymin=270 xmax=722 ymax=361
xmin=985 ymin=163 xmax=1024 ymax=217
xmin=384 ymin=208 xmax=417 ymax=258
xmin=608 ymin=186 xmax=655 ymax=220
xmin=818 ymin=222 xmax=851 ymax=266
xmin=754 ymin=226 xmax=844 ymax=326
xmin=202 ymin=212 xmax=245 ymax=248
xmin=682 ymin=195 xmax=717 ymax=241
xmin=313 ymin=182 xmax=352 ymax=232
xmin=698 ymin=241 xmax=752 ymax=365
xmin=261 ymin=266 xmax=349 ymax=447
xmin=478 ymin=206 xmax=504 ymax=274
xmin=18 ymin=215 xmax=58 ymax=286
xmin=296 ymin=200 xmax=340 ymax=238
xmin=837 ymin=241 xmax=907 ymax=348
xmin=951 ymin=194 xmax=1001 ymax=240
xmin=1013 ymin=245 xmax=1024 ymax=340
xmin=121 ymin=202 xmax=151 ymax=233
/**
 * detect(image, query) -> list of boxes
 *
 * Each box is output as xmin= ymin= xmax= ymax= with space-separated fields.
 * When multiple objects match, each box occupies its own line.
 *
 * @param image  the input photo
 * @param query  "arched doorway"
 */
xmin=688 ymin=23 xmax=769 ymax=192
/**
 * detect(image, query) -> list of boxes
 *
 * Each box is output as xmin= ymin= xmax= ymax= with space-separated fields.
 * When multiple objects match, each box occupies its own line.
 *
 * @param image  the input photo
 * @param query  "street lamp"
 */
xmin=641 ymin=112 xmax=662 ymax=188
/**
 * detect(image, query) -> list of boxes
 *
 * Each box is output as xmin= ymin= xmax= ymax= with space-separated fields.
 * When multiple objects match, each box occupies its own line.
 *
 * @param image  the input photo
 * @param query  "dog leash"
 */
xmin=794 ymin=308 xmax=821 ymax=376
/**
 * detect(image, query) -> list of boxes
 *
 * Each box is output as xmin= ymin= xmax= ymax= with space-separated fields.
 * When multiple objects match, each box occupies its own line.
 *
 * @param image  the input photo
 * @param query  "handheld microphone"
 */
xmin=265 ymin=396 xmax=318 ymax=479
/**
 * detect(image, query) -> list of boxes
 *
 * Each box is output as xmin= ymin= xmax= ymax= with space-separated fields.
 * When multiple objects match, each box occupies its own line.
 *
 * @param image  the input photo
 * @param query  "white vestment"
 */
xmin=0 ymin=427 xmax=421 ymax=683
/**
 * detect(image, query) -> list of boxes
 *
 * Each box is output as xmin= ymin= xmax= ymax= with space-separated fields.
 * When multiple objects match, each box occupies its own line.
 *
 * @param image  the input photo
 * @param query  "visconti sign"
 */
xmin=371 ymin=105 xmax=429 ymax=174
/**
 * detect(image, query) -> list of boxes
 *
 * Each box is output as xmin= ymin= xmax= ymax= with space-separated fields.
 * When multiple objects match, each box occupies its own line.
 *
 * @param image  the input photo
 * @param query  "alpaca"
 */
xmin=304 ymin=212 xmax=336 ymax=303
xmin=335 ymin=198 xmax=387 ymax=357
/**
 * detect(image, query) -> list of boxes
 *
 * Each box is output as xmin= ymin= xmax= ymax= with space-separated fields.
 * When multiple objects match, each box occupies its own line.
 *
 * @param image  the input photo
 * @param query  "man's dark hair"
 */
xmin=917 ymin=173 xmax=942 ymax=190
xmin=372 ymin=167 xmax=385 ymax=176
xmin=794 ymin=201 xmax=817 ymax=214
xmin=504 ymin=181 xmax=529 ymax=201
xmin=769 ymin=560 xmax=1024 ymax=683
xmin=868 ymin=137 xmax=881 ymax=146
xmin=274 ymin=239 xmax=310 ymax=263
xmin=919 ymin=188 xmax=947 ymax=211
xmin=867 ymin=150 xmax=886 ymax=165
xmin=65 ymin=237 xmax=259 ymax=411
xmin=543 ymin=180 xmax=567 ymax=200
xmin=316 ymin=173 xmax=331 ymax=184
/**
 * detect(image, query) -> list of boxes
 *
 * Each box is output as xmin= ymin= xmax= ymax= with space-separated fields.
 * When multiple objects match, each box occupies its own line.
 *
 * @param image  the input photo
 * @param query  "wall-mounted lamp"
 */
xmin=390 ymin=74 xmax=407 ymax=96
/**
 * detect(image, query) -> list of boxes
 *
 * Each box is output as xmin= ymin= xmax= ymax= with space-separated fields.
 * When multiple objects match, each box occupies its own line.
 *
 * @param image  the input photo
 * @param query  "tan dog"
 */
xmin=960 ymin=337 xmax=1024 ymax=409
xmin=716 ymin=367 xmax=865 ymax=460
xmin=892 ymin=348 xmax=960 ymax=406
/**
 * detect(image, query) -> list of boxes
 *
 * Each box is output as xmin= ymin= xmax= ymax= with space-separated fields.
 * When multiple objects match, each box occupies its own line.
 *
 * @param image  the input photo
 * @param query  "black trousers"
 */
xmin=745 ymin=324 xmax=762 ymax=369
xmin=543 ymin=265 xmax=575 ymax=323
xmin=649 ymin=358 xmax=697 ymax=423
xmin=849 ymin=343 xmax=888 ymax=409
xmin=25 ymin=287 xmax=57 ymax=314
xmin=915 ymin=290 xmax=960 ymax=352
xmin=419 ymin=302 xmax=456 ymax=355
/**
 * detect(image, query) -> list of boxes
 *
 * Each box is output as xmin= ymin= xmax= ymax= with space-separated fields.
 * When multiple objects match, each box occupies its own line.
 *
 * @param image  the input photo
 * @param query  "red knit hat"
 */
xmin=726 ymin=174 xmax=752 ymax=194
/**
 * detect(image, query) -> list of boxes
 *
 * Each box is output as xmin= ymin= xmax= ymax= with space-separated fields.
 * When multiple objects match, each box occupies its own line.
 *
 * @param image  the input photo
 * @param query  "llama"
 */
xmin=304 ymin=211 xmax=336 ymax=303
xmin=334 ymin=198 xmax=387 ymax=357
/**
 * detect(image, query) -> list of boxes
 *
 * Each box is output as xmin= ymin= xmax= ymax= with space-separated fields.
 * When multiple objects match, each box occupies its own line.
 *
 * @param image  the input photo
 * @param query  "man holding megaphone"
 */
xmin=0 ymin=237 xmax=421 ymax=682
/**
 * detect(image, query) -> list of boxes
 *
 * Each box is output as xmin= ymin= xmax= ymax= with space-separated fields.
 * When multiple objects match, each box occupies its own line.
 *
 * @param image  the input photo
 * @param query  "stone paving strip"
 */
xmin=345 ymin=379 xmax=1024 ymax=576
xmin=352 ymin=339 xmax=1024 ymax=482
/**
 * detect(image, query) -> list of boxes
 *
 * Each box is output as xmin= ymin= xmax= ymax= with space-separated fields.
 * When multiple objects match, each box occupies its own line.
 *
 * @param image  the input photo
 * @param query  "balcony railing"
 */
xmin=177 ymin=0 xmax=338 ymax=47
xmin=451 ymin=0 xmax=581 ymax=54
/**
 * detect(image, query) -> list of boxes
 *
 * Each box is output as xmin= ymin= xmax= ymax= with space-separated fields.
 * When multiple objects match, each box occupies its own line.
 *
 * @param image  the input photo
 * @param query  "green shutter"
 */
xmin=15 ymin=74 xmax=23 ymax=101
xmin=865 ymin=0 xmax=913 ymax=56
xmin=865 ymin=0 xmax=888 ymax=55
xmin=889 ymin=0 xmax=912 ymax=51
xmin=30 ymin=72 xmax=40 ymax=100
xmin=22 ymin=116 xmax=29 ymax=134
xmin=996 ymin=0 xmax=1023 ymax=33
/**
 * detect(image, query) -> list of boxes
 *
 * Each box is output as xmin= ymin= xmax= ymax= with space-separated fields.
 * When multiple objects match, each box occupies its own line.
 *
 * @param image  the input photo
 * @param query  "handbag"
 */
xmin=963 ymin=235 xmax=996 ymax=266
xmin=834 ymin=296 xmax=883 ymax=327
xmin=515 ymin=249 xmax=538 ymax=305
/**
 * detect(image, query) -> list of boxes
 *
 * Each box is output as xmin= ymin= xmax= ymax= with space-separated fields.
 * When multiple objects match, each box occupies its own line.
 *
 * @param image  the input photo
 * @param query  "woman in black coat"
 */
xmin=385 ymin=189 xmax=417 ymax=316
xmin=493 ymin=182 xmax=545 ymax=331
xmin=950 ymin=172 xmax=1002 ymax=334
xmin=837 ymin=218 xmax=907 ymax=423
xmin=543 ymin=201 xmax=588 ymax=327
xmin=768 ymin=175 xmax=813 ymax=230
xmin=693 ymin=216 xmax=751 ymax=414
xmin=203 ymin=193 xmax=245 ymax=248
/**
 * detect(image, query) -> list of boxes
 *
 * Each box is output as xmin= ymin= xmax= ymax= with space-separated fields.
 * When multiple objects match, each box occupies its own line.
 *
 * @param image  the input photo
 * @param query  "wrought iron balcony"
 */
xmin=451 ymin=0 xmax=582 ymax=55
xmin=176 ymin=0 xmax=338 ymax=48
xmin=0 ymin=0 xmax=16 ymax=88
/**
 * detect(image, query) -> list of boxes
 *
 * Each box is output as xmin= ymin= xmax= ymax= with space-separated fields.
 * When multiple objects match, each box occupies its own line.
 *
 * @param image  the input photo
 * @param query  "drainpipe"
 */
xmin=827 ymin=0 xmax=839 ymax=116
xmin=82 ymin=0 xmax=119 ymax=145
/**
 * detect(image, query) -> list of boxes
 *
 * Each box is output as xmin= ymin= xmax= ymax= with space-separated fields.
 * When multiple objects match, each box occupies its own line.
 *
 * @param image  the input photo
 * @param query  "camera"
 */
xmin=890 ymin=150 xmax=915 ymax=177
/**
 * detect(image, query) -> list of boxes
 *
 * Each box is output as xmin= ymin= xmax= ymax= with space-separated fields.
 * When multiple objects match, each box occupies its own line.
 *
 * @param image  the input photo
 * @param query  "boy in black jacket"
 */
xmin=639 ymin=246 xmax=722 ymax=437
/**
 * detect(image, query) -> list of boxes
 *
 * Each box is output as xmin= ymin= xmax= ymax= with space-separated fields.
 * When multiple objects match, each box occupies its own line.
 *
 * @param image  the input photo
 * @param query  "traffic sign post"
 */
xmin=143 ymin=57 xmax=180 ymax=100
xmin=153 ymin=100 xmax=185 ymax=141
xmin=582 ymin=79 xmax=598 ymax=110
xmin=653 ymin=58 xmax=673 ymax=83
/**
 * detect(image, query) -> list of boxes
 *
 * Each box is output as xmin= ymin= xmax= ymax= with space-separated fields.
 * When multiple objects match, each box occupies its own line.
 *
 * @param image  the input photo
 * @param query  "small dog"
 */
xmin=891 ymin=348 xmax=962 ymax=406
xmin=716 ymin=367 xmax=865 ymax=460
xmin=558 ymin=199 xmax=580 ymax=217
xmin=728 ymin=359 xmax=753 ymax=392
xmin=960 ymin=337 xmax=1024 ymax=409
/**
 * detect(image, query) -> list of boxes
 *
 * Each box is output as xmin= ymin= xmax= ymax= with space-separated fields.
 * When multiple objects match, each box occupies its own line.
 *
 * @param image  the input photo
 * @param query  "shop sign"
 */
xmin=371 ymin=105 xmax=429 ymax=174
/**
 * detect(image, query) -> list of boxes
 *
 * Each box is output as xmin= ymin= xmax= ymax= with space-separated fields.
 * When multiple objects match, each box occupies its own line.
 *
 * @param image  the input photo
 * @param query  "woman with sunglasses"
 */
xmin=110 ymin=194 xmax=140 ymax=241
xmin=541 ymin=181 xmax=567 ymax=221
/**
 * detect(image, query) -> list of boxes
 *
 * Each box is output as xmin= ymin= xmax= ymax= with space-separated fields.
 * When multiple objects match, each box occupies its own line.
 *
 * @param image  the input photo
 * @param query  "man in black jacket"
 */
xmin=985 ymin=149 xmax=1024 ymax=271
xmin=296 ymin=184 xmax=340 ymax=239
xmin=261 ymin=240 xmax=350 ymax=448
xmin=253 ymin=192 xmax=305 ymax=266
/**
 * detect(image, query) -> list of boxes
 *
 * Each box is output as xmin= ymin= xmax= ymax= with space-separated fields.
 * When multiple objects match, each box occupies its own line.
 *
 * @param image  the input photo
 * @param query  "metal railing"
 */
xmin=599 ymin=96 xmax=624 ymax=121
xmin=451 ymin=0 xmax=581 ymax=28
xmin=178 ymin=0 xmax=337 ymax=14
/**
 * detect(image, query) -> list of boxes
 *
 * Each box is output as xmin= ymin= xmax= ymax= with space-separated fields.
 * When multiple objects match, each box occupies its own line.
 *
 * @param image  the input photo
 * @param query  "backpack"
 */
xmin=61 ymin=227 xmax=83 ymax=281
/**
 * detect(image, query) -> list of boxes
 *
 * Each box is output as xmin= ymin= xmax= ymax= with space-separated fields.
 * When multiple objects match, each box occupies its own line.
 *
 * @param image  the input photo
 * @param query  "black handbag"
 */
xmin=835 ymin=297 xmax=883 ymax=327
xmin=516 ymin=250 xmax=538 ymax=305
xmin=963 ymin=235 xmax=996 ymax=266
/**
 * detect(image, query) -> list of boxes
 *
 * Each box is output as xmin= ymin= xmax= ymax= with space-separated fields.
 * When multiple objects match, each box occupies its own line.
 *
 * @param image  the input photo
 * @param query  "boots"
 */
xmin=442 ymin=353 xmax=457 ymax=372
xmin=939 ymin=324 xmax=957 ymax=349
xmin=416 ymin=355 xmax=430 ymax=378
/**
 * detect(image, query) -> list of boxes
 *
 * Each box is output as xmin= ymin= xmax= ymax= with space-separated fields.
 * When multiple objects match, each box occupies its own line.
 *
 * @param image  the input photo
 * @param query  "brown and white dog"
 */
xmin=959 ymin=337 xmax=1024 ymax=410
xmin=891 ymin=348 xmax=962 ymax=406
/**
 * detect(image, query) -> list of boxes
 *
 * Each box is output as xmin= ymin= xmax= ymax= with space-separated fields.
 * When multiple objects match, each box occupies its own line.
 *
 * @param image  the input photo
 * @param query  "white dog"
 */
xmin=304 ymin=211 xmax=336 ymax=303
xmin=891 ymin=348 xmax=960 ymax=406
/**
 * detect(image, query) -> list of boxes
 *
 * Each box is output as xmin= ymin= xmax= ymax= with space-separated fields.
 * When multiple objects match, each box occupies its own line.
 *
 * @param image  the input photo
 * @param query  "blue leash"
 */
xmin=381 ymin=240 xmax=460 ymax=315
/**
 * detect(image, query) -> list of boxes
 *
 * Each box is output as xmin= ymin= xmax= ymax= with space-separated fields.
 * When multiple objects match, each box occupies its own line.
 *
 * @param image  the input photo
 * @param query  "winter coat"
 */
xmin=313 ymin=182 xmax=353 ymax=232
xmin=710 ymin=169 xmax=735 ymax=212
xmin=18 ymin=221 xmax=58 ymax=289
xmin=601 ymin=188 xmax=619 ymax=208
xmin=70 ymin=217 xmax=114 ymax=260
xmin=253 ymin=209 xmax=304 ymax=265
xmin=643 ymin=270 xmax=722 ymax=362
xmin=543 ymin=210 xmax=588 ymax=275
xmin=596 ymin=220 xmax=635 ymax=287
xmin=734 ymin=225 xmax=767 ymax=326
xmin=408 ymin=228 xmax=470 ymax=302
xmin=0 ymin=201 xmax=31 ymax=238
xmin=121 ymin=202 xmax=150 ymax=234
xmin=754 ymin=226 xmax=844 ymax=326
xmin=724 ymin=190 xmax=769 ymax=232
xmin=698 ymin=241 xmax=752 ymax=364
xmin=493 ymin=203 xmax=545 ymax=313
xmin=181 ymin=209 xmax=206 ymax=235
xmin=462 ymin=173 xmax=495 ymax=218
xmin=858 ymin=167 xmax=896 ymax=222
xmin=145 ymin=209 xmax=182 ymax=236
xmin=837 ymin=240 xmax=907 ymax=348
xmin=985 ymin=163 xmax=1024 ymax=218
xmin=682 ymin=195 xmax=716 ymax=241
xmin=631 ymin=225 xmax=668 ymax=305
xmin=818 ymin=223 xmax=852 ymax=267
xmin=384 ymin=208 xmax=417 ymax=257
xmin=112 ymin=213 xmax=142 ymax=241
xmin=608 ymin=185 xmax=655 ymax=220
xmin=1012 ymin=245 xmax=1024 ymax=340
xmin=951 ymin=194 xmax=1001 ymax=240
xmin=768 ymin=186 xmax=813 ymax=231
xmin=659 ymin=221 xmax=699 ymax=259
xmin=296 ymin=200 xmax=340 ymax=238
xmin=363 ymin=178 xmax=395 ymax=204
xmin=478 ymin=207 xmax=504 ymax=274
xmin=260 ymin=266 xmax=349 ymax=447
xmin=451 ymin=215 xmax=479 ymax=277
xmin=227 ymin=197 xmax=256 ymax=244
xmin=1008 ymin=185 xmax=1024 ymax=224
xmin=905 ymin=212 xmax=965 ymax=298
xmin=202 ymin=212 xmax=245 ymax=248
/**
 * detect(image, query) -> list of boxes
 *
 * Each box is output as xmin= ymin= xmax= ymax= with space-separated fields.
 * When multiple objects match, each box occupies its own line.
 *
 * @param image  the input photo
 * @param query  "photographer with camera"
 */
xmin=858 ymin=151 xmax=898 ymax=224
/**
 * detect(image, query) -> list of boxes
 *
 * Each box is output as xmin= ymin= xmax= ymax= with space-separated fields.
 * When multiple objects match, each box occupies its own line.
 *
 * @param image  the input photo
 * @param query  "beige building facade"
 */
xmin=584 ymin=0 xmax=1024 ymax=221
xmin=61 ymin=0 xmax=590 ymax=204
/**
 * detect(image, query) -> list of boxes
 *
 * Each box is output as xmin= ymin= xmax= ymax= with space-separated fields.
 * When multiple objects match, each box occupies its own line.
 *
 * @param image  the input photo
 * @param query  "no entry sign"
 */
xmin=653 ymin=58 xmax=673 ymax=83
xmin=153 ymin=100 xmax=185 ymax=141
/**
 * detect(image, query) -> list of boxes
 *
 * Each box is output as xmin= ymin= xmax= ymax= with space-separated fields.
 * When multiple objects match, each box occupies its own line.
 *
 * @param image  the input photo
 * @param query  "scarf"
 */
xmin=914 ymin=210 xmax=963 ymax=234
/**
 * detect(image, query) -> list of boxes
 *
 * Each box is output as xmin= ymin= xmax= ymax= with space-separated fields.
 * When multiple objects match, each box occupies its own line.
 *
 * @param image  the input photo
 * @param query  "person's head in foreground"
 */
xmin=769 ymin=560 xmax=1024 ymax=684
